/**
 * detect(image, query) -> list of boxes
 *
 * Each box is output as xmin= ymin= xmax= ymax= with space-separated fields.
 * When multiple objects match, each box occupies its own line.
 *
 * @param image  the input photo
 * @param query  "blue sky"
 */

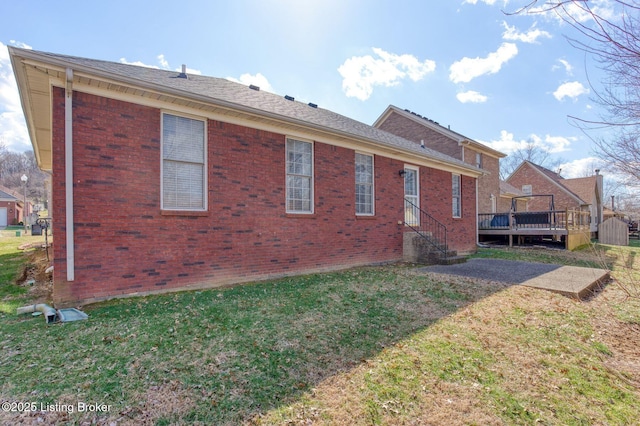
xmin=0 ymin=0 xmax=618 ymax=178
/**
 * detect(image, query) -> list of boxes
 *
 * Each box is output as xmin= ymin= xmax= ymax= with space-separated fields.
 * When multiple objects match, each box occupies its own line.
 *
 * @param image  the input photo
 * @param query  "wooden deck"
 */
xmin=478 ymin=210 xmax=592 ymax=249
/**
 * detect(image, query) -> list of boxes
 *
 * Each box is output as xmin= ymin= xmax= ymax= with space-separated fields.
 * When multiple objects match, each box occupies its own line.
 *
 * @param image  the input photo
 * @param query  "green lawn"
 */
xmin=1 ymin=235 xmax=639 ymax=425
xmin=0 ymin=230 xmax=48 ymax=314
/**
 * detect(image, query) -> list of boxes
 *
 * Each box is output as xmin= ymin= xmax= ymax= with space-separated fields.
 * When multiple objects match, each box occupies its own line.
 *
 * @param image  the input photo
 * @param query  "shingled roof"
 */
xmin=10 ymin=48 xmax=482 ymax=177
xmin=510 ymin=161 xmax=598 ymax=205
xmin=562 ymin=176 xmax=598 ymax=204
xmin=0 ymin=185 xmax=19 ymax=201
xmin=0 ymin=189 xmax=17 ymax=201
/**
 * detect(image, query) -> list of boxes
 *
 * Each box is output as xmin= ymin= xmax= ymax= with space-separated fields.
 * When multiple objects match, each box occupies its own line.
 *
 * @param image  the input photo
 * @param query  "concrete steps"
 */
xmin=403 ymin=231 xmax=467 ymax=265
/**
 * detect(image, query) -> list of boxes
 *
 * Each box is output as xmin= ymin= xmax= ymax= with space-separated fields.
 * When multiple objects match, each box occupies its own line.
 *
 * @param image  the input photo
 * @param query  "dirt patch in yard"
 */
xmin=16 ymin=246 xmax=53 ymax=303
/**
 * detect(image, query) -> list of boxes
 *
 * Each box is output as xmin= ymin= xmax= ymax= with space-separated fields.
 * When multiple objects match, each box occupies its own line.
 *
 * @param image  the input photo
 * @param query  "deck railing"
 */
xmin=478 ymin=209 xmax=591 ymax=231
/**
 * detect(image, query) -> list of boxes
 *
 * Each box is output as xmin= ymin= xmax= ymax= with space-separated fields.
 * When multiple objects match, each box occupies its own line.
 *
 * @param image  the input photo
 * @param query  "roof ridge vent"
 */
xmin=284 ymin=95 xmax=294 ymax=101
xmin=249 ymin=84 xmax=260 ymax=91
xmin=308 ymin=102 xmax=318 ymax=108
xmin=177 ymin=64 xmax=188 ymax=79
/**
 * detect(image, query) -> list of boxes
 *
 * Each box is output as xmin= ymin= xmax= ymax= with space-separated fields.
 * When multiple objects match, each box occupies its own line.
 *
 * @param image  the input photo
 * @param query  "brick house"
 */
xmin=506 ymin=161 xmax=603 ymax=233
xmin=498 ymin=181 xmax=528 ymax=212
xmin=0 ymin=187 xmax=19 ymax=227
xmin=373 ymin=106 xmax=508 ymax=215
xmin=10 ymin=48 xmax=483 ymax=306
xmin=0 ymin=185 xmax=29 ymax=227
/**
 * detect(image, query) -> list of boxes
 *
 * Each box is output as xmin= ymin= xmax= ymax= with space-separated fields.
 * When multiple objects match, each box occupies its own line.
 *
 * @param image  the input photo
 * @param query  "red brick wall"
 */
xmin=419 ymin=168 xmax=477 ymax=253
xmin=506 ymin=163 xmax=581 ymax=212
xmin=377 ymin=111 xmax=498 ymax=215
xmin=462 ymin=146 xmax=500 ymax=214
xmin=0 ymin=201 xmax=19 ymax=224
xmin=377 ymin=112 xmax=462 ymax=159
xmin=51 ymin=89 xmax=476 ymax=305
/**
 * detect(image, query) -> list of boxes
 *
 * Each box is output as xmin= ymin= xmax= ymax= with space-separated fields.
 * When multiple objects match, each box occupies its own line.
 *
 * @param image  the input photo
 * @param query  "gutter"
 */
xmin=65 ymin=67 xmax=75 ymax=281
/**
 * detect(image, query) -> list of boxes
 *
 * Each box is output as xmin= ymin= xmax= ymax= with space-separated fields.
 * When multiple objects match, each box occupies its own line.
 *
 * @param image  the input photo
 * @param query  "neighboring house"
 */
xmin=506 ymin=161 xmax=604 ymax=233
xmin=10 ymin=48 xmax=483 ymax=306
xmin=603 ymin=207 xmax=625 ymax=222
xmin=0 ymin=185 xmax=30 ymax=226
xmin=0 ymin=187 xmax=19 ymax=227
xmin=498 ymin=181 xmax=528 ymax=212
xmin=372 ymin=106 xmax=507 ymax=215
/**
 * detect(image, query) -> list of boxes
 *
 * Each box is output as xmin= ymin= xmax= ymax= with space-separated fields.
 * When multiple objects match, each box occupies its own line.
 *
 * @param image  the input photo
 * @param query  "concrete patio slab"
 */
xmin=418 ymin=258 xmax=610 ymax=299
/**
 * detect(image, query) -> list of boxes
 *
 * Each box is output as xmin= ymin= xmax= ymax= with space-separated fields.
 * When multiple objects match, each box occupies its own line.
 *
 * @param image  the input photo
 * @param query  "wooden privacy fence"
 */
xmin=599 ymin=217 xmax=629 ymax=246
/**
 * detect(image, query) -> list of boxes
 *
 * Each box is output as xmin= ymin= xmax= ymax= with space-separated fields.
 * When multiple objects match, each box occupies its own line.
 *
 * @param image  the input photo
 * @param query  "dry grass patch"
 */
xmin=254 ymin=275 xmax=640 ymax=425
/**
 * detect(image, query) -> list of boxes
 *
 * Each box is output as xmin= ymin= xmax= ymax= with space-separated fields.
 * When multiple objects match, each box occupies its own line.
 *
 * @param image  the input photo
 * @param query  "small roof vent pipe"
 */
xmin=178 ymin=64 xmax=188 ymax=79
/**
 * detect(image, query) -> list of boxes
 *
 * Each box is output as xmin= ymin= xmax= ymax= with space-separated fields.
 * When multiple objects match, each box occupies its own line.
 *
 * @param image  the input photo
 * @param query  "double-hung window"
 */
xmin=355 ymin=153 xmax=374 ymax=215
xmin=161 ymin=113 xmax=206 ymax=211
xmin=286 ymin=138 xmax=313 ymax=213
xmin=452 ymin=174 xmax=461 ymax=218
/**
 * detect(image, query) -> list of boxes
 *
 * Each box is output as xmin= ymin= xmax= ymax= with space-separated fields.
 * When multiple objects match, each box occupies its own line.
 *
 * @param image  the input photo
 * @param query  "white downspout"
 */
xmin=65 ymin=68 xmax=75 ymax=281
xmin=475 ymin=177 xmax=479 ymax=246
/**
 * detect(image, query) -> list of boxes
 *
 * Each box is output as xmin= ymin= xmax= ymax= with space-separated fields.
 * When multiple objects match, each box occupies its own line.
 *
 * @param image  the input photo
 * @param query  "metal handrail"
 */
xmin=403 ymin=198 xmax=448 ymax=259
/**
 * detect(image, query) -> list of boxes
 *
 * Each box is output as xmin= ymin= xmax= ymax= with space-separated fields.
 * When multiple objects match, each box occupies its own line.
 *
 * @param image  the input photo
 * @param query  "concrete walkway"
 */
xmin=419 ymin=258 xmax=610 ymax=299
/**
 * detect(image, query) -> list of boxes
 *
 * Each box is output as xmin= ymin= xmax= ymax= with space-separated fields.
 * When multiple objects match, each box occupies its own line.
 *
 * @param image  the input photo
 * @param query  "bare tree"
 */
xmin=0 ymin=150 xmax=48 ymax=208
xmin=508 ymin=0 xmax=640 ymax=186
xmin=500 ymin=140 xmax=565 ymax=179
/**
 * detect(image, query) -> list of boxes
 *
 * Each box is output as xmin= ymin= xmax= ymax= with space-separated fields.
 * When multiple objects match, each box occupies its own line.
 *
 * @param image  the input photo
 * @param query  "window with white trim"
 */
xmin=522 ymin=184 xmax=532 ymax=195
xmin=452 ymin=174 xmax=461 ymax=218
xmin=286 ymin=138 xmax=313 ymax=213
xmin=161 ymin=113 xmax=206 ymax=210
xmin=475 ymin=152 xmax=483 ymax=169
xmin=355 ymin=153 xmax=374 ymax=215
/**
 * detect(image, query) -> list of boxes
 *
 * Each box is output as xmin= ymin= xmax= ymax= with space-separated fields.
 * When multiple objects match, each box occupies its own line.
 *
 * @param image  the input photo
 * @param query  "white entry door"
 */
xmin=404 ymin=167 xmax=419 ymax=226
xmin=0 ymin=207 xmax=7 ymax=227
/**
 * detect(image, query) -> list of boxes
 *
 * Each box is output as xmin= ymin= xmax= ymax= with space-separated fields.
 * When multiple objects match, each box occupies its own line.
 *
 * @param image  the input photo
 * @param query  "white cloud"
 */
xmin=338 ymin=48 xmax=436 ymax=101
xmin=157 ymin=54 xmax=169 ymax=69
xmin=0 ymin=41 xmax=31 ymax=152
xmin=120 ymin=55 xmax=201 ymax=75
xmin=501 ymin=21 xmax=551 ymax=43
xmin=558 ymin=157 xmax=605 ymax=178
xmin=119 ymin=57 xmax=159 ymax=68
xmin=537 ymin=134 xmax=574 ymax=153
xmin=463 ymin=0 xmax=504 ymax=5
xmin=226 ymin=73 xmax=275 ymax=93
xmin=449 ymin=43 xmax=518 ymax=83
xmin=482 ymin=130 xmax=574 ymax=154
xmin=531 ymin=0 xmax=617 ymax=24
xmin=552 ymin=59 xmax=573 ymax=75
xmin=553 ymin=81 xmax=589 ymax=101
xmin=456 ymin=90 xmax=488 ymax=103
xmin=562 ymin=0 xmax=617 ymax=23
xmin=8 ymin=40 xmax=32 ymax=50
